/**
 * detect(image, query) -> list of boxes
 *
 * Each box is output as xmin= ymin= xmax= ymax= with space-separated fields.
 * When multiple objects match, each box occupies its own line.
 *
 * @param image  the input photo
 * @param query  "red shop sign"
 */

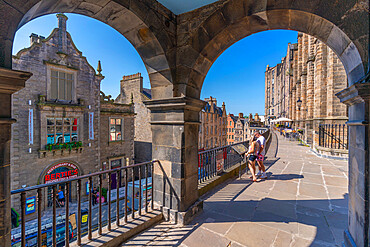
xmin=44 ymin=162 xmax=79 ymax=184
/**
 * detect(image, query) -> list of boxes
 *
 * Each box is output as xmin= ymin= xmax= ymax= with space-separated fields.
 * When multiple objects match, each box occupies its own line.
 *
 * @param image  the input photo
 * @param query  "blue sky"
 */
xmin=13 ymin=13 xmax=298 ymax=115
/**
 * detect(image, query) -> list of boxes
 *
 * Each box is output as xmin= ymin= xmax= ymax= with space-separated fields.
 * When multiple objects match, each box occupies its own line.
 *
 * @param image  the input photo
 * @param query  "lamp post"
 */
xmin=297 ymin=98 xmax=302 ymax=111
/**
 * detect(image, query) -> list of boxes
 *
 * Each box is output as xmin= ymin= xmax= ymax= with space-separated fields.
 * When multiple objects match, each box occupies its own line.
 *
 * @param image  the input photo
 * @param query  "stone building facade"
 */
xmin=11 ymin=14 xmax=134 ymax=214
xmin=234 ymin=113 xmax=246 ymax=143
xmin=0 ymin=2 xmax=368 ymax=246
xmin=227 ymin=114 xmax=237 ymax=145
xmin=265 ymin=33 xmax=348 ymax=157
xmin=198 ymin=97 xmax=227 ymax=150
xmin=227 ymin=113 xmax=265 ymax=145
xmin=115 ymin=73 xmax=152 ymax=163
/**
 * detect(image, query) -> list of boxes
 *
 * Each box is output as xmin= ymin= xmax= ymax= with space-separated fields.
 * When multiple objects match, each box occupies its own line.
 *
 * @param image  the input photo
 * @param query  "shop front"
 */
xmin=41 ymin=161 xmax=81 ymax=207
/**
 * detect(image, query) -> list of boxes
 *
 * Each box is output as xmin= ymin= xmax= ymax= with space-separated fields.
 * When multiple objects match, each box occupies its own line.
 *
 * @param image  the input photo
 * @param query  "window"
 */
xmin=111 ymin=158 xmax=122 ymax=169
xmin=51 ymin=70 xmax=73 ymax=101
xmin=110 ymin=118 xmax=123 ymax=141
xmin=47 ymin=117 xmax=78 ymax=144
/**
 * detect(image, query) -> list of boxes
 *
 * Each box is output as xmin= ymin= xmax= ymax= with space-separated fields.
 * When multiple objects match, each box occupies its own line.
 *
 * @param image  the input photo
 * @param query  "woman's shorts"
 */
xmin=249 ymin=155 xmax=257 ymax=162
xmin=257 ymin=154 xmax=264 ymax=161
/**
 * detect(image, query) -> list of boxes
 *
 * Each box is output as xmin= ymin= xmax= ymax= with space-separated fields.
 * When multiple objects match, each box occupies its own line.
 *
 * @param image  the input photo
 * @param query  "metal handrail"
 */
xmin=11 ymin=160 xmax=159 ymax=247
xmin=11 ymin=160 xmax=159 ymax=195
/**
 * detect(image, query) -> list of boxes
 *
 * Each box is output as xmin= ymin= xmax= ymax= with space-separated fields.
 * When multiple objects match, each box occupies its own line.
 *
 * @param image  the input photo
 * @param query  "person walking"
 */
xmin=246 ymin=135 xmax=260 ymax=182
xmin=92 ymin=187 xmax=98 ymax=206
xmin=57 ymin=189 xmax=65 ymax=207
xmin=254 ymin=131 xmax=267 ymax=179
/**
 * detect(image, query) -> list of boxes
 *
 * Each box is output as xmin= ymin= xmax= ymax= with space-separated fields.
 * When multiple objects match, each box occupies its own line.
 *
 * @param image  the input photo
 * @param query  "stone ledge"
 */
xmin=38 ymin=147 xmax=83 ymax=158
xmin=310 ymin=147 xmax=348 ymax=161
xmin=70 ymin=210 xmax=163 ymax=247
xmin=198 ymin=162 xmax=247 ymax=197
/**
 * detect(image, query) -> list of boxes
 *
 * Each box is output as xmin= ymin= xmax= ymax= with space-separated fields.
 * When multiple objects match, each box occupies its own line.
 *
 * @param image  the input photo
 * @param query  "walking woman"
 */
xmin=246 ymin=135 xmax=260 ymax=182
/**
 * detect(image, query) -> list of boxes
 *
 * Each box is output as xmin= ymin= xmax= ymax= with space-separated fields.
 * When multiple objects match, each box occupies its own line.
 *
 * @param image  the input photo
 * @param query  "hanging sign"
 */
xmin=28 ymin=109 xmax=33 ymax=144
xmin=89 ymin=112 xmax=94 ymax=140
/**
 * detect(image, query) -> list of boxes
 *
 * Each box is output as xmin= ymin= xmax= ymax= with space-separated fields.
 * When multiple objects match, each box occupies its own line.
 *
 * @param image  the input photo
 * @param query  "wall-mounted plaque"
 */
xmin=231 ymin=144 xmax=248 ymax=155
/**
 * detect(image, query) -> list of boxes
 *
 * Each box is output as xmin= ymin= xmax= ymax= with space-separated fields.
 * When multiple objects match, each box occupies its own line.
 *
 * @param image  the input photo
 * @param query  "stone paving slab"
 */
xmin=122 ymin=131 xmax=348 ymax=247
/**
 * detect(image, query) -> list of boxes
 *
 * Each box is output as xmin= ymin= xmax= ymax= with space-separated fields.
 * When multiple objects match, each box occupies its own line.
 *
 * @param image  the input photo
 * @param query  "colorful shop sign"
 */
xmin=44 ymin=162 xmax=80 ymax=184
xmin=25 ymin=196 xmax=36 ymax=215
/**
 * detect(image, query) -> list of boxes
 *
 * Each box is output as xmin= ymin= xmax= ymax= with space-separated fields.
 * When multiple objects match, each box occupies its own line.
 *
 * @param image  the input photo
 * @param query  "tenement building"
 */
xmin=265 ymin=32 xmax=348 ymax=157
xmin=115 ymin=73 xmax=152 ymax=163
xmin=11 ymin=14 xmax=134 ymax=215
xmin=227 ymin=113 xmax=265 ymax=144
xmin=198 ymin=97 xmax=227 ymax=150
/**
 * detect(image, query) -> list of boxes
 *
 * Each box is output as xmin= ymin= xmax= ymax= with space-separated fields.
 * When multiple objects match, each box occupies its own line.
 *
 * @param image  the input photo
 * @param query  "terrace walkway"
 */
xmin=123 ymin=132 xmax=348 ymax=247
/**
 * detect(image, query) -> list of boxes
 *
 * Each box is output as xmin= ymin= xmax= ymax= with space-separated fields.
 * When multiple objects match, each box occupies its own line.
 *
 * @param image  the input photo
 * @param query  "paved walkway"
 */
xmin=123 ymin=132 xmax=348 ymax=247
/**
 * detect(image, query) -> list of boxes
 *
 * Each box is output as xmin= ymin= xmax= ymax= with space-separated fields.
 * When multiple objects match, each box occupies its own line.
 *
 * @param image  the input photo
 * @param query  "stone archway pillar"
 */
xmin=337 ymin=81 xmax=370 ymax=247
xmin=0 ymin=68 xmax=32 ymax=246
xmin=144 ymin=96 xmax=206 ymax=225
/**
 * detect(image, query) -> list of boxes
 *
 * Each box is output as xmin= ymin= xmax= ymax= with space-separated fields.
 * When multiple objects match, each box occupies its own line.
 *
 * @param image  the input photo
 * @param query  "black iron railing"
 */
xmin=11 ymin=160 xmax=158 ymax=247
xmin=198 ymin=142 xmax=248 ymax=183
xmin=319 ymin=124 xmax=348 ymax=150
xmin=198 ymin=128 xmax=269 ymax=184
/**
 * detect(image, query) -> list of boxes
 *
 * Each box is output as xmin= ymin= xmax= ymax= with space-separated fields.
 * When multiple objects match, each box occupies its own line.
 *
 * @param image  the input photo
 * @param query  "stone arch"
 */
xmin=181 ymin=2 xmax=367 ymax=97
xmin=0 ymin=0 xmax=175 ymax=99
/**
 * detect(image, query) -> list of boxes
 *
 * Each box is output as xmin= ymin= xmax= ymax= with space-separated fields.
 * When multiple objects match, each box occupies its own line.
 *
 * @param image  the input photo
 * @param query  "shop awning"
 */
xmin=271 ymin=117 xmax=293 ymax=123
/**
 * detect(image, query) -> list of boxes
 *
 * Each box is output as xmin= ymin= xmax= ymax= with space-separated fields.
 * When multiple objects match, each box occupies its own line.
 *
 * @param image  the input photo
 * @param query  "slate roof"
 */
xmin=142 ymin=88 xmax=152 ymax=99
xmin=203 ymin=103 xmax=224 ymax=117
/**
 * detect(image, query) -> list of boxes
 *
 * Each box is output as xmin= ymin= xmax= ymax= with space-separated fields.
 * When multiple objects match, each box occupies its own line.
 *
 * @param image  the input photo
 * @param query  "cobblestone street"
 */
xmin=124 ymin=132 xmax=348 ymax=246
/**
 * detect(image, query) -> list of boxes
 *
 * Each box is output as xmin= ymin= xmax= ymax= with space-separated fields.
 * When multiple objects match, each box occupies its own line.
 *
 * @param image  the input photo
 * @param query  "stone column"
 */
xmin=0 ymin=67 xmax=32 ymax=246
xmin=144 ymin=96 xmax=206 ymax=225
xmin=301 ymin=34 xmax=308 ymax=136
xmin=297 ymin=33 xmax=303 ymax=128
xmin=305 ymin=36 xmax=315 ymax=144
xmin=336 ymin=81 xmax=370 ymax=247
xmin=313 ymin=41 xmax=328 ymax=148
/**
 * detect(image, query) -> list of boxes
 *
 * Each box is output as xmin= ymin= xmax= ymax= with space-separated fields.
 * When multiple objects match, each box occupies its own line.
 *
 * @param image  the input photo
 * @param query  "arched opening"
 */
xmin=6 ymin=0 xmax=175 ymax=99
xmin=185 ymin=9 xmax=365 ymax=98
xmin=0 ymin=1 xmax=368 ymax=246
xmin=196 ymin=29 xmax=349 ymax=246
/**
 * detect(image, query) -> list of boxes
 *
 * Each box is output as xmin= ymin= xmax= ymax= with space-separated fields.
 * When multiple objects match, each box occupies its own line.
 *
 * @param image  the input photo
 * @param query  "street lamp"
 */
xmin=297 ymin=98 xmax=302 ymax=111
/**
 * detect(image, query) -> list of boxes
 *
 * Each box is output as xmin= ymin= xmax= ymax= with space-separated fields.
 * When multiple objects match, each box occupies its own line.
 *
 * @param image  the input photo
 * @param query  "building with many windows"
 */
xmin=199 ymin=97 xmax=227 ymax=150
xmin=265 ymin=32 xmax=348 ymax=157
xmin=10 ymin=14 xmax=134 ymax=214
xmin=227 ymin=113 xmax=265 ymax=145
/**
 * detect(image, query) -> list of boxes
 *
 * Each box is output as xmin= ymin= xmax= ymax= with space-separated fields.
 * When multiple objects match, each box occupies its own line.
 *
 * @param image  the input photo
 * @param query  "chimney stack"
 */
xmin=239 ymin=113 xmax=243 ymax=118
xmin=57 ymin=13 xmax=68 ymax=53
xmin=30 ymin=33 xmax=39 ymax=46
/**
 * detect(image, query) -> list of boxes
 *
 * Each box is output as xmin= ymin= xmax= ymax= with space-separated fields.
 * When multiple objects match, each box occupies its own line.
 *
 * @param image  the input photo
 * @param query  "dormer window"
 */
xmin=51 ymin=70 xmax=73 ymax=101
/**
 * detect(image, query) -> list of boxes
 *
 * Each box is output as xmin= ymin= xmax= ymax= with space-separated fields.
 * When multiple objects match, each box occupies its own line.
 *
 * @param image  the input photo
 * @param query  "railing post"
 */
xmin=52 ymin=185 xmax=57 ymax=247
xmin=124 ymin=168 xmax=128 ymax=223
xmin=145 ymin=164 xmax=148 ymax=213
xmin=107 ymin=172 xmax=111 ymax=231
xmin=77 ymin=179 xmax=81 ymax=245
xmin=65 ymin=182 xmax=70 ymax=247
xmin=21 ymin=192 xmax=26 ymax=247
xmin=151 ymin=162 xmax=154 ymax=210
xmin=116 ymin=170 xmax=120 ymax=226
xmin=98 ymin=174 xmax=102 ymax=235
xmin=132 ymin=167 xmax=135 ymax=219
xmin=37 ymin=188 xmax=42 ymax=247
xmin=139 ymin=166 xmax=142 ymax=216
xmin=88 ymin=177 xmax=92 ymax=240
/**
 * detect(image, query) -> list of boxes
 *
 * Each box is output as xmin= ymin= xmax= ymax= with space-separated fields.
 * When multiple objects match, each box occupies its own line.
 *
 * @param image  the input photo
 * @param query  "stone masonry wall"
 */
xmin=265 ymin=33 xmax=348 ymax=154
xmin=116 ymin=74 xmax=152 ymax=163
